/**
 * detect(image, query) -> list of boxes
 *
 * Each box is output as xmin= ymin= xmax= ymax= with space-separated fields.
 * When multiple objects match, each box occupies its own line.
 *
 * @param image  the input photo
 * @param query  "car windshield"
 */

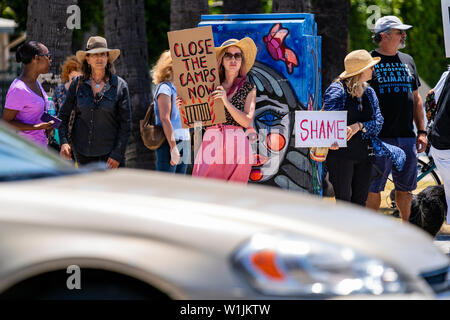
xmin=0 ymin=121 xmax=79 ymax=181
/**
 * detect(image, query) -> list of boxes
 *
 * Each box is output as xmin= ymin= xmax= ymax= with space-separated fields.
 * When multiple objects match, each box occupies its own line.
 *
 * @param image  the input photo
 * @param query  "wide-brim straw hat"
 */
xmin=339 ymin=49 xmax=381 ymax=79
xmin=215 ymin=38 xmax=257 ymax=73
xmin=76 ymin=36 xmax=120 ymax=64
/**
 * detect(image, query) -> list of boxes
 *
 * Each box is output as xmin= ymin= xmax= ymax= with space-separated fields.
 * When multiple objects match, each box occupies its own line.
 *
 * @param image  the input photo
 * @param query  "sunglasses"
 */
xmin=224 ymin=52 xmax=243 ymax=60
xmin=392 ymin=30 xmax=406 ymax=36
xmin=39 ymin=53 xmax=52 ymax=60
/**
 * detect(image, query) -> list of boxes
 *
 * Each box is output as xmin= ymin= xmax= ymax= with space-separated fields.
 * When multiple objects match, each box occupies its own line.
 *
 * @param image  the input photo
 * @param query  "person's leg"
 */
xmin=175 ymin=140 xmax=190 ymax=174
xmin=155 ymin=141 xmax=176 ymax=173
xmin=392 ymin=138 xmax=418 ymax=222
xmin=326 ymin=155 xmax=353 ymax=203
xmin=366 ymin=192 xmax=381 ymax=210
xmin=431 ymin=146 xmax=450 ymax=224
xmin=395 ymin=191 xmax=412 ymax=221
xmin=367 ymin=155 xmax=392 ymax=211
xmin=351 ymin=160 xmax=374 ymax=206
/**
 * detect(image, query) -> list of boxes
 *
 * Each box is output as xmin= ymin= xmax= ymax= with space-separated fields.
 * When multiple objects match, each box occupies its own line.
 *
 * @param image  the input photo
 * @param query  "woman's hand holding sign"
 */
xmin=212 ymin=86 xmax=228 ymax=104
xmin=175 ymin=96 xmax=183 ymax=109
xmin=346 ymin=122 xmax=361 ymax=141
xmin=329 ymin=142 xmax=339 ymax=150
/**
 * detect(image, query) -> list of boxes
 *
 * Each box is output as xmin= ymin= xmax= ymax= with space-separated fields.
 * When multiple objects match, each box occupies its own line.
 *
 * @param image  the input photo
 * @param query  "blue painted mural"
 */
xmin=199 ymin=13 xmax=322 ymax=194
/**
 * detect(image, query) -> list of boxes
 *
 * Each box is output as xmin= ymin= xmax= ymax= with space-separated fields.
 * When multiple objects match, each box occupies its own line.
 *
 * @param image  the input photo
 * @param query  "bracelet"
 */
xmin=417 ymin=130 xmax=427 ymax=136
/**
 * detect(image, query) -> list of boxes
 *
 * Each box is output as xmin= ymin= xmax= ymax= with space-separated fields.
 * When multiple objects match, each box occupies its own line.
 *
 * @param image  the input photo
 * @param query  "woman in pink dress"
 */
xmin=1 ymin=41 xmax=54 ymax=149
xmin=193 ymin=38 xmax=257 ymax=183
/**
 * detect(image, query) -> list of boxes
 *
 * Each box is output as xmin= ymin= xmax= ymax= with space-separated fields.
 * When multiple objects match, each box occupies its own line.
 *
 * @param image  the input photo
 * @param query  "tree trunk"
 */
xmin=26 ymin=0 xmax=78 ymax=92
xmin=222 ymin=0 xmax=261 ymax=14
xmin=104 ymin=0 xmax=154 ymax=169
xmin=272 ymin=0 xmax=311 ymax=12
xmin=312 ymin=0 xmax=350 ymax=93
xmin=170 ymin=0 xmax=209 ymax=31
xmin=272 ymin=0 xmax=350 ymax=94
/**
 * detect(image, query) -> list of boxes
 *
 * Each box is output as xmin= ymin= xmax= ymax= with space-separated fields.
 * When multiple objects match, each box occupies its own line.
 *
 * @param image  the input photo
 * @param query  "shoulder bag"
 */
xmin=140 ymin=82 xmax=172 ymax=150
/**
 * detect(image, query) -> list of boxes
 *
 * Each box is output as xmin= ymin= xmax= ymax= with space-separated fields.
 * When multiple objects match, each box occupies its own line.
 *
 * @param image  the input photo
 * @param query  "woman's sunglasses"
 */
xmin=224 ymin=52 xmax=243 ymax=60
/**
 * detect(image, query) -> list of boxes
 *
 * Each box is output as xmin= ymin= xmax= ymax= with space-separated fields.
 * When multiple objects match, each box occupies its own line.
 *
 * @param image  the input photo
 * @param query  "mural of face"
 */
xmin=247 ymin=62 xmax=314 ymax=192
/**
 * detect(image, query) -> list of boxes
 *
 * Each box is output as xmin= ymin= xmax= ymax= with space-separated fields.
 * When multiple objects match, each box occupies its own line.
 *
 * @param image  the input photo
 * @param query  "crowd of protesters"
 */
xmin=1 ymin=15 xmax=449 ymax=226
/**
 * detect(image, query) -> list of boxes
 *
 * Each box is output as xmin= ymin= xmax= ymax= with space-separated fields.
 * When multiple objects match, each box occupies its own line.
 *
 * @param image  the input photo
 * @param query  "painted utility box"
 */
xmin=199 ymin=13 xmax=323 ymax=194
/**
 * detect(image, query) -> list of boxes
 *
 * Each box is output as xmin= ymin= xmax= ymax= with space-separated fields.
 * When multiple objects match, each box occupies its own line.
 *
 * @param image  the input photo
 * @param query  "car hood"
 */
xmin=0 ymin=169 xmax=447 ymax=277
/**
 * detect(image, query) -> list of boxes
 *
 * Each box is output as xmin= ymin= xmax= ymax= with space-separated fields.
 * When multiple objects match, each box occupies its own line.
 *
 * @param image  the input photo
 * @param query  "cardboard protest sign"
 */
xmin=168 ymin=26 xmax=226 ymax=128
xmin=295 ymin=111 xmax=348 ymax=147
xmin=442 ymin=0 xmax=450 ymax=57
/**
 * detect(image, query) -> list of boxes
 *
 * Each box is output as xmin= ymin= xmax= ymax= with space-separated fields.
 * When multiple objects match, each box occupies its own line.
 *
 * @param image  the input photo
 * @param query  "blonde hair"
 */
xmin=152 ymin=50 xmax=173 ymax=84
xmin=336 ymin=73 xmax=368 ymax=98
xmin=217 ymin=46 xmax=246 ymax=83
xmin=61 ymin=56 xmax=81 ymax=82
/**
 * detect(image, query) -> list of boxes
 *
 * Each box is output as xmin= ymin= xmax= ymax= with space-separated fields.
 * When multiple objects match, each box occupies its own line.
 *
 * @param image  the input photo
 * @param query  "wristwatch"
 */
xmin=359 ymin=122 xmax=367 ymax=133
xmin=417 ymin=130 xmax=427 ymax=136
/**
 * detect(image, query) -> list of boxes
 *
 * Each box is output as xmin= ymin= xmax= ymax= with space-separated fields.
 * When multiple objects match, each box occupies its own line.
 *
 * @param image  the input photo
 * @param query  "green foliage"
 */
xmin=73 ymin=0 xmax=105 ymax=51
xmin=10 ymin=0 xmax=447 ymax=88
xmin=261 ymin=0 xmax=272 ymax=13
xmin=350 ymin=0 xmax=449 ymax=87
xmin=209 ymin=0 xmax=222 ymax=14
xmin=145 ymin=0 xmax=171 ymax=67
xmin=0 ymin=0 xmax=27 ymax=40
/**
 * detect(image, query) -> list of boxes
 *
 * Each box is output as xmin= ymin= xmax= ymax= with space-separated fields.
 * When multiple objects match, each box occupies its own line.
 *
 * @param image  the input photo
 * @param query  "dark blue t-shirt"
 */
xmin=369 ymin=51 xmax=420 ymax=138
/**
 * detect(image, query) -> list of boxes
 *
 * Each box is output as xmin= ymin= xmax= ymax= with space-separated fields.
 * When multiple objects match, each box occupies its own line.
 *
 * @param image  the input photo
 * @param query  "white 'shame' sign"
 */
xmin=295 ymin=111 xmax=348 ymax=148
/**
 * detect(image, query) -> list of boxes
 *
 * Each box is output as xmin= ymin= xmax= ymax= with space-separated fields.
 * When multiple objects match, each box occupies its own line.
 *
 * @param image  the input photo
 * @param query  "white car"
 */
xmin=0 ymin=122 xmax=448 ymax=299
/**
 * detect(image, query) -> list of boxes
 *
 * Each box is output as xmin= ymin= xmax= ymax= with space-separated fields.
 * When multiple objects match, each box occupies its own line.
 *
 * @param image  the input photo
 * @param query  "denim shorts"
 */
xmin=155 ymin=139 xmax=191 ymax=174
xmin=369 ymin=137 xmax=418 ymax=193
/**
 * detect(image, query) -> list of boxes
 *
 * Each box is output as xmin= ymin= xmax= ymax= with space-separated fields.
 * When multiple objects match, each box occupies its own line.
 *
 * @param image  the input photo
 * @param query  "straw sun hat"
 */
xmin=76 ymin=36 xmax=120 ymax=64
xmin=215 ymin=37 xmax=257 ymax=73
xmin=339 ymin=50 xmax=380 ymax=79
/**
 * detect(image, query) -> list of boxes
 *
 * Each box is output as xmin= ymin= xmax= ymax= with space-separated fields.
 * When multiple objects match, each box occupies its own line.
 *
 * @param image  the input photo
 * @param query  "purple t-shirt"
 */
xmin=4 ymin=78 xmax=48 ymax=148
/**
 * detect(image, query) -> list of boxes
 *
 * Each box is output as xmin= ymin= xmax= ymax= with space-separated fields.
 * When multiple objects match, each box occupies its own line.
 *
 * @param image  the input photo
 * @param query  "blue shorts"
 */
xmin=369 ymin=137 xmax=417 ymax=193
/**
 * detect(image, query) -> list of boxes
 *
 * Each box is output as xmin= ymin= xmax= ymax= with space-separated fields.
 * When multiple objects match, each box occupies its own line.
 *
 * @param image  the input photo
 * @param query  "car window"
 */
xmin=0 ymin=121 xmax=76 ymax=180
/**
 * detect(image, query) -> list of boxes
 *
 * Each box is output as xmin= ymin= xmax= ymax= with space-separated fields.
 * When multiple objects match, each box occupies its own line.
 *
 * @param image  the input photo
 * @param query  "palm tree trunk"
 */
xmin=312 ymin=0 xmax=350 ymax=93
xmin=26 ymin=0 xmax=77 ymax=92
xmin=170 ymin=0 xmax=209 ymax=30
xmin=104 ymin=0 xmax=154 ymax=169
xmin=222 ymin=0 xmax=261 ymax=13
xmin=272 ymin=0 xmax=311 ymax=12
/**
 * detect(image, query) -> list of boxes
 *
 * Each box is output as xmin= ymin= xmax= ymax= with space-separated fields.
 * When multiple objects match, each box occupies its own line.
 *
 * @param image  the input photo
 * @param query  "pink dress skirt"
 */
xmin=192 ymin=124 xmax=254 ymax=183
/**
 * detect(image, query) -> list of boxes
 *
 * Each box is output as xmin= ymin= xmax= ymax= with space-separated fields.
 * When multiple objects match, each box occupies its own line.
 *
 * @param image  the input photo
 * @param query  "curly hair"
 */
xmin=61 ymin=56 xmax=81 ymax=82
xmin=152 ymin=50 xmax=173 ymax=84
